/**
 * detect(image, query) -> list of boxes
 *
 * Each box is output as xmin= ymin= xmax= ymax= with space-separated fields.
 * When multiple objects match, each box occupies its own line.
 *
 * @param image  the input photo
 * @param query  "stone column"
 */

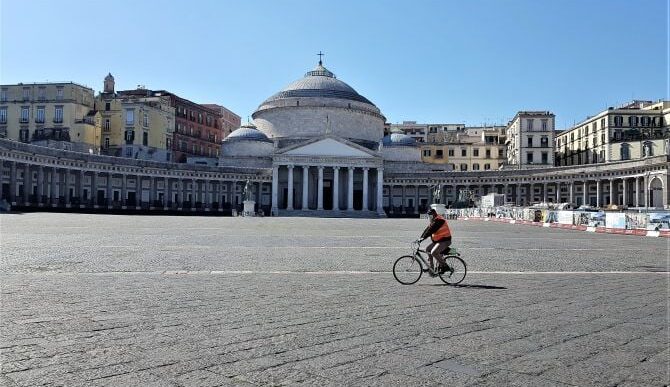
xmin=569 ymin=182 xmax=574 ymax=206
xmin=63 ymin=169 xmax=71 ymax=206
xmin=149 ymin=177 xmax=156 ymax=207
xmin=192 ymin=178 xmax=197 ymax=207
xmin=121 ymin=174 xmax=127 ymax=207
xmin=317 ymin=166 xmax=324 ymax=210
xmin=376 ymin=168 xmax=384 ymax=215
xmin=287 ymin=165 xmax=294 ymax=211
xmin=204 ymin=180 xmax=211 ymax=209
xmin=634 ymin=177 xmax=640 ymax=207
xmin=414 ymin=185 xmax=420 ymax=213
xmin=50 ymin=167 xmax=58 ymax=205
xmin=644 ymin=174 xmax=649 ymax=209
xmin=555 ymin=182 xmax=561 ymax=203
xmin=332 ymin=166 xmax=340 ymax=210
xmin=164 ymin=177 xmax=170 ymax=208
xmin=362 ymin=168 xmax=369 ymax=211
xmin=256 ymin=182 xmax=262 ymax=208
xmin=271 ymin=165 xmax=279 ymax=214
xmin=9 ymin=161 xmax=16 ymax=203
xmin=107 ymin=173 xmax=113 ymax=207
xmin=302 ymin=166 xmax=309 ymax=210
xmin=37 ymin=166 xmax=44 ymax=205
xmin=582 ymin=181 xmax=588 ymax=207
xmin=92 ymin=172 xmax=99 ymax=206
xmin=401 ymin=185 xmax=406 ymax=213
xmin=542 ymin=183 xmax=548 ymax=203
xmin=515 ymin=184 xmax=521 ymax=206
xmin=23 ymin=164 xmax=30 ymax=204
xmin=181 ymin=179 xmax=187 ymax=207
xmin=609 ymin=179 xmax=614 ymax=206
xmin=622 ymin=178 xmax=627 ymax=207
xmin=347 ymin=167 xmax=354 ymax=211
xmin=596 ymin=179 xmax=601 ymax=208
xmin=78 ymin=170 xmax=84 ymax=204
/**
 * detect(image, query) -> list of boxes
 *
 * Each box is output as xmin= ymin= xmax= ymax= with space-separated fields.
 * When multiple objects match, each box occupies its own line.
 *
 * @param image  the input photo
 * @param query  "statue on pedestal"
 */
xmin=242 ymin=179 xmax=256 ymax=216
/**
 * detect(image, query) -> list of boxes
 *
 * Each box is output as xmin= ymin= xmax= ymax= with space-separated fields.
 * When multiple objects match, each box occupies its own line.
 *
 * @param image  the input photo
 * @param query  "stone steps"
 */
xmin=275 ymin=209 xmax=386 ymax=218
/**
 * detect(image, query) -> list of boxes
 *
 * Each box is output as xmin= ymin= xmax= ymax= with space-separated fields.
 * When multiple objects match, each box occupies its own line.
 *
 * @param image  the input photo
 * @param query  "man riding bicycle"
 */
xmin=416 ymin=208 xmax=452 ymax=275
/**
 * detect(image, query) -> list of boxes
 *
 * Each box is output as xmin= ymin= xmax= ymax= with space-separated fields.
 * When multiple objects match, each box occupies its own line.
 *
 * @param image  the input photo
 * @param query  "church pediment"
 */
xmin=278 ymin=136 xmax=377 ymax=158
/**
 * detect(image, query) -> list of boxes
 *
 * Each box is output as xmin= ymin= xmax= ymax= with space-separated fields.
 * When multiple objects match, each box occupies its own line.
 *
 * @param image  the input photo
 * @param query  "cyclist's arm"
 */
xmin=420 ymin=218 xmax=444 ymax=239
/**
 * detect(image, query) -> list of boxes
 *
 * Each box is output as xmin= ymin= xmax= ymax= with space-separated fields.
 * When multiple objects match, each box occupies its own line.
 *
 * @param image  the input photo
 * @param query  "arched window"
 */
xmin=620 ymin=143 xmax=630 ymax=160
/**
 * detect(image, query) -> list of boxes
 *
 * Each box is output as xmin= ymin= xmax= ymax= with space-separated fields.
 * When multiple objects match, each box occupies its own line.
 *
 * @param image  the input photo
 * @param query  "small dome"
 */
xmin=382 ymin=131 xmax=416 ymax=146
xmin=224 ymin=124 xmax=271 ymax=142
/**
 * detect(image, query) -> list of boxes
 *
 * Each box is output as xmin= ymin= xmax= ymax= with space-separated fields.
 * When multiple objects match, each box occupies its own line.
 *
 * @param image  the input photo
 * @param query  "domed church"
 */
xmin=220 ymin=58 xmax=448 ymax=216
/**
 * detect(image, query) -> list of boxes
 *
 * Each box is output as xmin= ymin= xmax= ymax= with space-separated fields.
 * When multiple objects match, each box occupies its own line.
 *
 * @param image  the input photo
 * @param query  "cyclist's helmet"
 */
xmin=427 ymin=208 xmax=438 ymax=216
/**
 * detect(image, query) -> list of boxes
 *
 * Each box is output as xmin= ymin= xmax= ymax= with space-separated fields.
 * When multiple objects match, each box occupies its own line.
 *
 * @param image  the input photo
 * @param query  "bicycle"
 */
xmin=393 ymin=241 xmax=467 ymax=285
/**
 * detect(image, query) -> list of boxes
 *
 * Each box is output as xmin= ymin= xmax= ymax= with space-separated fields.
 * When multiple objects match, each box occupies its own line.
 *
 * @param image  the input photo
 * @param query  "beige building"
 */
xmin=420 ymin=126 xmax=506 ymax=171
xmin=555 ymin=100 xmax=670 ymax=166
xmin=505 ymin=111 xmax=555 ymax=168
xmin=387 ymin=121 xmax=465 ymax=143
xmin=0 ymin=82 xmax=101 ymax=152
xmin=96 ymin=74 xmax=175 ymax=162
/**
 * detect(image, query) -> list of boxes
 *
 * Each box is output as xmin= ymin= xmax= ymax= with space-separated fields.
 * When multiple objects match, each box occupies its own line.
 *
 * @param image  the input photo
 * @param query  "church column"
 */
xmin=515 ymin=184 xmax=521 ymax=206
xmin=401 ymin=185 xmax=406 ymax=213
xmin=556 ymin=181 xmax=561 ymax=203
xmin=622 ymin=178 xmax=627 ymax=207
xmin=362 ymin=168 xmax=369 ymax=211
xmin=609 ymin=179 xmax=614 ymax=206
xmin=634 ymin=177 xmax=640 ymax=207
xmin=191 ymin=178 xmax=197 ymax=208
xmin=376 ymin=168 xmax=384 ymax=215
xmin=347 ymin=167 xmax=354 ymax=211
xmin=414 ymin=184 xmax=420 ymax=213
xmin=164 ymin=177 xmax=170 ymax=208
xmin=37 ymin=166 xmax=44 ymax=205
xmin=181 ymin=179 xmax=187 ymax=207
xmin=543 ymin=183 xmax=548 ymax=203
xmin=596 ymin=179 xmax=601 ymax=208
xmin=332 ymin=166 xmax=340 ymax=210
xmin=302 ymin=166 xmax=309 ymax=210
xmin=317 ymin=166 xmax=324 ymax=210
xmin=287 ymin=165 xmax=294 ymax=211
xmin=121 ymin=174 xmax=127 ymax=207
xmin=23 ymin=164 xmax=30 ymax=204
xmin=107 ymin=173 xmax=113 ymax=207
xmin=582 ymin=180 xmax=588 ymax=207
xmin=569 ymin=182 xmax=574 ymax=205
xmin=271 ymin=165 xmax=279 ymax=214
xmin=644 ymin=174 xmax=649 ymax=209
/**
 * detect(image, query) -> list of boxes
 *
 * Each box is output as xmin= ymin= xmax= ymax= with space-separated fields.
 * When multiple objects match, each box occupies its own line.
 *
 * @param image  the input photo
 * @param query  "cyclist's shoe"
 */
xmin=438 ymin=265 xmax=453 ymax=274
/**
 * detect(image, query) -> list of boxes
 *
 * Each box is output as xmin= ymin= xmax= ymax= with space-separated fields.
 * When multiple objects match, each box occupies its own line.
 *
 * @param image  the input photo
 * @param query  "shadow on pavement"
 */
xmin=422 ymin=283 xmax=508 ymax=290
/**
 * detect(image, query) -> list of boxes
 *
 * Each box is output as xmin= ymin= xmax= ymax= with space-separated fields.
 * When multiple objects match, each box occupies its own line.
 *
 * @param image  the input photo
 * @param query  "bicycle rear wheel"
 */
xmin=393 ymin=255 xmax=423 ymax=285
xmin=438 ymin=255 xmax=467 ymax=285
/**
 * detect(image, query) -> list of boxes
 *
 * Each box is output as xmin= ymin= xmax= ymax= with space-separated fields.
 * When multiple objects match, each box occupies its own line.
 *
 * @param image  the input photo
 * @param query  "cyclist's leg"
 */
xmin=425 ymin=241 xmax=436 ymax=270
xmin=432 ymin=238 xmax=451 ymax=269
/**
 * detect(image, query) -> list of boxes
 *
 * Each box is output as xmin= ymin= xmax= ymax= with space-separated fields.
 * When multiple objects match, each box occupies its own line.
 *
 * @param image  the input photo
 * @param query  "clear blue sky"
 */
xmin=1 ymin=0 xmax=667 ymax=129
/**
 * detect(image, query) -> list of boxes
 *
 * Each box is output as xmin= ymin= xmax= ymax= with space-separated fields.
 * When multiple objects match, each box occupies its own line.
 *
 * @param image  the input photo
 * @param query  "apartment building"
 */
xmin=420 ymin=126 xmax=507 ymax=171
xmin=555 ymin=100 xmax=669 ymax=166
xmin=505 ymin=111 xmax=555 ymax=168
xmin=0 ymin=82 xmax=101 ymax=152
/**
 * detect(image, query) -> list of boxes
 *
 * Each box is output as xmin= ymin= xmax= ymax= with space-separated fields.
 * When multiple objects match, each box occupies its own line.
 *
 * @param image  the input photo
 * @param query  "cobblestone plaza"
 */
xmin=1 ymin=214 xmax=668 ymax=386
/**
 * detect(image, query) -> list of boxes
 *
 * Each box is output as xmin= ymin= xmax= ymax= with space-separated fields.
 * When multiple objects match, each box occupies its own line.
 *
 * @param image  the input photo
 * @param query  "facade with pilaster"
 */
xmin=506 ymin=111 xmax=556 ymax=168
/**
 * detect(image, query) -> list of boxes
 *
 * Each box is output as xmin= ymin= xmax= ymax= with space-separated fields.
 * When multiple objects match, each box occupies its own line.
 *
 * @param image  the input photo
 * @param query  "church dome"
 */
xmin=382 ymin=130 xmax=416 ymax=146
xmin=260 ymin=64 xmax=374 ymax=106
xmin=252 ymin=61 xmax=385 ymax=145
xmin=224 ymin=123 xmax=271 ymax=142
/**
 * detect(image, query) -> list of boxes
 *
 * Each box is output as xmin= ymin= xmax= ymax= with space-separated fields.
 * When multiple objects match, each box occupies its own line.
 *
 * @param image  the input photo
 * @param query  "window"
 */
xmin=620 ymin=143 xmax=630 ymax=160
xmin=125 ymin=147 xmax=132 ymax=157
xmin=166 ymin=137 xmax=171 ymax=149
xmin=54 ymin=106 xmax=63 ymax=123
xmin=472 ymin=163 xmax=480 ymax=170
xmin=461 ymin=149 xmax=466 ymax=157
xmin=601 ymin=133 xmax=605 ymax=143
xmin=614 ymin=116 xmax=623 ymax=126
xmin=460 ymin=164 xmax=467 ymax=171
xmin=473 ymin=148 xmax=479 ymax=157
xmin=56 ymin=87 xmax=63 ymax=100
xmin=105 ymin=102 xmax=110 ymax=111
xmin=22 ymin=87 xmax=30 ymax=101
xmin=423 ymin=149 xmax=431 ymax=157
xmin=485 ymin=149 xmax=491 ymax=158
xmin=36 ymin=107 xmax=45 ymax=123
xmin=642 ymin=141 xmax=653 ymax=157
xmin=541 ymin=152 xmax=548 ymax=164
xmin=435 ymin=149 xmax=443 ymax=159
xmin=143 ymin=113 xmax=148 ymax=127
xmin=542 ymin=119 xmax=548 ymax=130
xmin=527 ymin=136 xmax=533 ymax=147
xmin=628 ymin=116 xmax=638 ymax=127
xmin=527 ymin=119 xmax=534 ymax=131
xmin=484 ymin=163 xmax=491 ymax=170
xmin=599 ymin=150 xmax=605 ymax=161
xmin=448 ymin=149 xmax=454 ymax=157
xmin=142 ymin=131 xmax=148 ymax=146
xmin=125 ymin=109 xmax=134 ymax=125
xmin=20 ymin=106 xmax=29 ymax=123
xmin=125 ymin=130 xmax=134 ymax=142
xmin=19 ymin=128 xmax=29 ymax=142
xmin=540 ymin=137 xmax=548 ymax=147
xmin=498 ymin=149 xmax=504 ymax=158
xmin=104 ymin=119 xmax=110 ymax=131
xmin=104 ymin=137 xmax=110 ymax=149
xmin=38 ymin=87 xmax=46 ymax=101
xmin=0 ymin=88 xmax=6 ymax=101
xmin=527 ymin=152 xmax=534 ymax=164
xmin=0 ymin=107 xmax=6 ymax=124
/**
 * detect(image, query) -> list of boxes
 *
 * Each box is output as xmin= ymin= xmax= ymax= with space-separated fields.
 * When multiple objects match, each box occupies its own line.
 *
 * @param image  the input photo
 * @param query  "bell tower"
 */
xmin=103 ymin=73 xmax=115 ymax=93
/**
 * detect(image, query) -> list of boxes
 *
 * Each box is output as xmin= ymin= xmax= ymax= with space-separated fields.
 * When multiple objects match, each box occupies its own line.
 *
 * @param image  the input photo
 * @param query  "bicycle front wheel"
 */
xmin=393 ymin=255 xmax=423 ymax=285
xmin=439 ymin=255 xmax=467 ymax=285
